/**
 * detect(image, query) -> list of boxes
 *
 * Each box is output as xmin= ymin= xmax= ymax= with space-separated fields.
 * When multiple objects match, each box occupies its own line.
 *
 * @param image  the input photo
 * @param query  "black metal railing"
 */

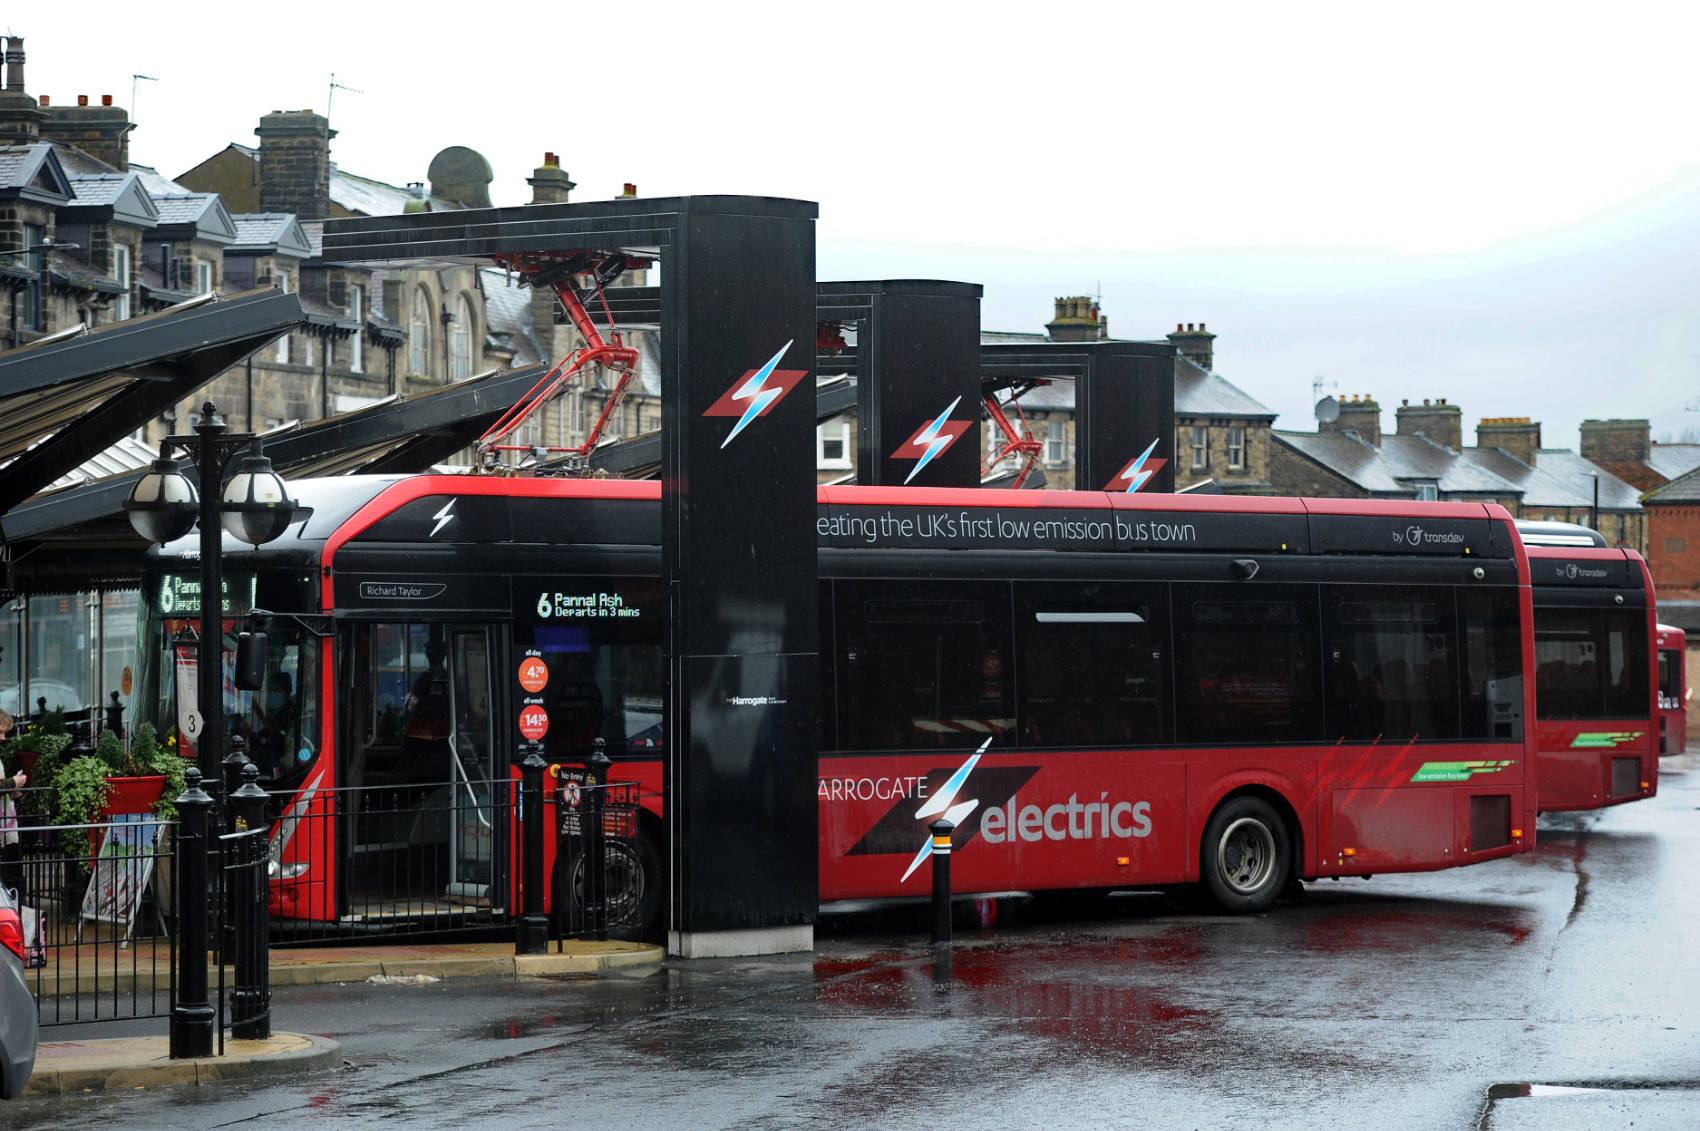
xmin=267 ymin=776 xmax=517 ymax=945
xmin=6 ymin=806 xmax=176 ymax=1028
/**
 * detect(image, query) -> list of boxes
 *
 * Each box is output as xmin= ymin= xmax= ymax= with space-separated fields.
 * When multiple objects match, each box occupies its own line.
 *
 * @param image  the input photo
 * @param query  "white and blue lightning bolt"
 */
xmin=1115 ymin=437 xmax=1162 ymax=493
xmin=899 ymin=736 xmax=992 ymax=882
xmin=720 ymin=340 xmax=794 ymax=449
xmin=902 ymin=396 xmax=964 ymax=485
xmin=429 ymin=499 xmax=457 ymax=537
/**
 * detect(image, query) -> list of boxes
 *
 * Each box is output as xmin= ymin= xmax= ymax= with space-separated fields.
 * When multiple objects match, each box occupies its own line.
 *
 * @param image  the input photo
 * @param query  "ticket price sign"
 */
xmin=519 ymin=704 xmax=549 ymax=742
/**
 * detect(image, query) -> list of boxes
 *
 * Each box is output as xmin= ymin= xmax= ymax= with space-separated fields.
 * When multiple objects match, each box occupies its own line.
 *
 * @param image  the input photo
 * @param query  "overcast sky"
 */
xmin=13 ymin=2 xmax=1700 ymax=446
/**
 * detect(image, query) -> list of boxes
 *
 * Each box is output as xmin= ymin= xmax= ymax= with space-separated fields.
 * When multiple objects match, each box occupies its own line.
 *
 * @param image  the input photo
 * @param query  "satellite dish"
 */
xmin=1315 ymin=396 xmax=1341 ymax=424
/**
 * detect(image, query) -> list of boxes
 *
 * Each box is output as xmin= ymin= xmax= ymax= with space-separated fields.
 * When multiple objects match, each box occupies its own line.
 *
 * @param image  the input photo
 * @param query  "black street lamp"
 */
xmin=123 ymin=398 xmax=293 ymax=1059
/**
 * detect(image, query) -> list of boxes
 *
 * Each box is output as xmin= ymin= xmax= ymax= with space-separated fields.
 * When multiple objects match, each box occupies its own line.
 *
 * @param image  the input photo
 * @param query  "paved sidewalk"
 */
xmin=25 ymin=937 xmax=663 ymax=1095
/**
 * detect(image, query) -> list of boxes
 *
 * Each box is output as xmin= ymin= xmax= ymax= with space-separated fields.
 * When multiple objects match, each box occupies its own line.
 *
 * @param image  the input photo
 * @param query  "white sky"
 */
xmin=12 ymin=1 xmax=1700 ymax=444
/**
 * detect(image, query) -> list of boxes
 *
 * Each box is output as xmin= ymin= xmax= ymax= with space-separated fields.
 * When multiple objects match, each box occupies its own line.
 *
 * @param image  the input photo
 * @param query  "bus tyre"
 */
xmin=554 ymin=829 xmax=664 ymax=941
xmin=1200 ymin=796 xmax=1289 ymax=914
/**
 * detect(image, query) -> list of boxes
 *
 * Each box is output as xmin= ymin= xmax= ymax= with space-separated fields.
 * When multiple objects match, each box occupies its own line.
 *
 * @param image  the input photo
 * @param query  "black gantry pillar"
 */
xmin=662 ymin=198 xmax=820 ymax=958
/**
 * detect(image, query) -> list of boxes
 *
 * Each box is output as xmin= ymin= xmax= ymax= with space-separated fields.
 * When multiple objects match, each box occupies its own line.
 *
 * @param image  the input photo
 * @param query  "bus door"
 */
xmin=445 ymin=626 xmax=498 ymax=905
xmin=343 ymin=621 xmax=498 ymax=913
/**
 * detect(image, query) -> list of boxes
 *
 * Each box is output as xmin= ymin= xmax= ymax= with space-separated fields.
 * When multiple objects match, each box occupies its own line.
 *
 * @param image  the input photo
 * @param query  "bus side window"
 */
xmin=835 ymin=580 xmax=1013 ymax=751
xmin=1174 ymin=583 xmax=1322 ymax=747
xmin=1015 ymin=581 xmax=1169 ymax=749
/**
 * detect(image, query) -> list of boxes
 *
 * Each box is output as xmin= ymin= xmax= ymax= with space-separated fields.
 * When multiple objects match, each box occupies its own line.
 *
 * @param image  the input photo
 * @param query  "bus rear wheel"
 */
xmin=1200 ymin=796 xmax=1289 ymax=914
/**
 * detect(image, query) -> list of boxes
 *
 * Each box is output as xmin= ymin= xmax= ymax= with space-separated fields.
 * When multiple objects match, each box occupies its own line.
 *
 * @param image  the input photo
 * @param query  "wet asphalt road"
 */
xmin=12 ymin=752 xmax=1700 ymax=1129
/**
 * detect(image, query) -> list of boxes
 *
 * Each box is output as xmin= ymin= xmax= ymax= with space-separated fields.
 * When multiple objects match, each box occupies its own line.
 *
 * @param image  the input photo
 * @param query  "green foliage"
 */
xmin=50 ymin=754 xmax=113 ymax=864
xmin=8 ymin=731 xmax=72 ymax=819
xmin=131 ymin=723 xmax=186 ymax=823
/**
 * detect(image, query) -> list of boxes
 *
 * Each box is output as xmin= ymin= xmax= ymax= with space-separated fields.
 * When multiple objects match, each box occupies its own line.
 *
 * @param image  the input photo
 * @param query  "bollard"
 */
xmin=515 ymin=743 xmax=549 ymax=955
xmin=584 ymin=740 xmax=611 ymax=941
xmin=170 ymin=768 xmax=215 ymax=1060
xmin=230 ymin=762 xmax=271 ymax=1040
xmin=930 ymin=818 xmax=955 ymax=946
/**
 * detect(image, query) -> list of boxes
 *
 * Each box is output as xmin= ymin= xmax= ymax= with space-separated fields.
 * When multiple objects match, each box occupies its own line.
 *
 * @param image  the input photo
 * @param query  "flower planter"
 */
xmin=87 ymin=773 xmax=168 ymax=856
xmin=100 ymin=774 xmax=168 ymax=818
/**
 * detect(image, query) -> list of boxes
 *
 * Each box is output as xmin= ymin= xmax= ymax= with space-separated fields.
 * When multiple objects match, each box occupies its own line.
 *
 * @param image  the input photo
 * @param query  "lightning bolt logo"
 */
xmin=702 ymin=341 xmax=809 ymax=449
xmin=899 ymin=736 xmax=992 ymax=882
xmin=1107 ymin=438 xmax=1167 ymax=493
xmin=892 ymin=396 xmax=971 ymax=485
xmin=429 ymin=499 xmax=456 ymax=537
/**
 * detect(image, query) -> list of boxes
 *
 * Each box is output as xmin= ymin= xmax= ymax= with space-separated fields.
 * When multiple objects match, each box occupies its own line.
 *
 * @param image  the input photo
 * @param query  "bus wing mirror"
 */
xmin=235 ymin=629 xmax=268 ymax=691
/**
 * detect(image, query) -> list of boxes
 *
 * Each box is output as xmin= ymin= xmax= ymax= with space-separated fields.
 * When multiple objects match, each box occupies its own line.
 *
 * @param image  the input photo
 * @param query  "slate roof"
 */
xmin=479 ymin=268 xmax=542 ymax=366
xmin=1275 ymin=428 xmax=1641 ymax=510
xmin=0 ymin=143 xmax=72 ymax=203
xmin=1647 ymin=444 xmax=1700 ymax=484
xmin=1644 ymin=466 xmax=1700 ymax=504
xmin=229 ymin=214 xmax=313 ymax=257
xmin=1175 ymin=353 xmax=1277 ymax=420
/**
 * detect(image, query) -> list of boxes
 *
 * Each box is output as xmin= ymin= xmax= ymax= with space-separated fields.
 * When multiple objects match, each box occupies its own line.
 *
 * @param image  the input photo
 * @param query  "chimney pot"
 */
xmin=77 ymin=94 xmax=88 ymax=107
xmin=1199 ymin=322 xmax=1206 ymax=331
xmin=622 ymin=182 xmax=637 ymax=197
xmin=37 ymin=94 xmax=47 ymax=106
xmin=1402 ymin=399 xmax=1409 ymax=406
xmin=102 ymin=94 xmax=112 ymax=106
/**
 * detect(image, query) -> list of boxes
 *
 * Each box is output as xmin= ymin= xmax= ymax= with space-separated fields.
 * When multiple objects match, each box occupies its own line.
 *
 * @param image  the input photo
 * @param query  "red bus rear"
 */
xmin=1657 ymin=624 xmax=1689 ymax=755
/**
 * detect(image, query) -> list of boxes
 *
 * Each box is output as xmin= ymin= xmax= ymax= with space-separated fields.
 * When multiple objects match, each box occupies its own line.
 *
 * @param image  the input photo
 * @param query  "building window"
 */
xmin=409 ymin=287 xmax=432 ymax=376
xmin=274 ymin=270 xmax=292 ymax=361
xmin=348 ymin=284 xmax=364 ymax=374
xmin=1227 ymin=427 xmax=1246 ymax=471
xmin=1190 ymin=426 xmax=1208 ymax=471
xmin=1415 ymin=483 xmax=1438 ymax=501
xmin=20 ymin=222 xmax=43 ymax=330
xmin=1667 ymin=537 xmax=1686 ymax=554
xmin=196 ymin=260 xmax=213 ymax=295
xmin=452 ymin=294 xmax=474 ymax=380
xmin=112 ymin=243 xmax=131 ymax=321
xmin=1044 ymin=419 xmax=1068 ymax=467
xmin=817 ymin=421 xmax=852 ymax=470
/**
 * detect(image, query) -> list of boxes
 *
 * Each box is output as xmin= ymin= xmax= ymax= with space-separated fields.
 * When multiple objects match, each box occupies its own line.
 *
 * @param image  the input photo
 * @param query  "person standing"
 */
xmin=0 ymin=708 xmax=25 ymax=896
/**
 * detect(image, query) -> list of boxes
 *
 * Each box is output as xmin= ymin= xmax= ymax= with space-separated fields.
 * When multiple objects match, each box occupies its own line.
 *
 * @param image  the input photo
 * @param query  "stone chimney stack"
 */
xmin=256 ymin=109 xmax=336 ymax=220
xmin=1579 ymin=418 xmax=1650 ymax=465
xmin=526 ymin=152 xmax=575 ymax=205
xmin=42 ymin=94 xmax=131 ymax=170
xmin=1166 ymin=321 xmax=1216 ymax=369
xmin=1395 ymin=397 xmax=1462 ymax=451
xmin=0 ymin=37 xmax=46 ymax=146
xmin=1046 ymin=296 xmax=1107 ymax=342
xmin=1477 ymin=417 xmax=1542 ymax=466
xmin=1324 ymin=394 xmax=1383 ymax=446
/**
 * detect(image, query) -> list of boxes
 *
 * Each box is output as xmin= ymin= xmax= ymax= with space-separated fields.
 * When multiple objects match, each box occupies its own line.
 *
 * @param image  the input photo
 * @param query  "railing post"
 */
xmin=515 ymin=743 xmax=549 ymax=955
xmin=230 ymin=762 xmax=271 ymax=1040
xmin=170 ymin=768 xmax=215 ymax=1060
xmin=217 ymin=733 xmax=249 ymax=963
xmin=930 ymin=818 xmax=955 ymax=947
xmin=585 ymin=740 xmax=611 ymax=941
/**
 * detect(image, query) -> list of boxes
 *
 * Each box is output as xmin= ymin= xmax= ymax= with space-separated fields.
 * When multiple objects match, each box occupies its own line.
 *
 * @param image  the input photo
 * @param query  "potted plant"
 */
xmin=51 ymin=721 xmax=185 ymax=862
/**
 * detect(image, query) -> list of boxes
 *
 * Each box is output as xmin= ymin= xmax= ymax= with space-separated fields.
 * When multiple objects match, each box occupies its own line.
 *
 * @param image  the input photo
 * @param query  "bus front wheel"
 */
xmin=554 ymin=828 xmax=664 ymax=940
xmin=1200 ymin=796 xmax=1289 ymax=914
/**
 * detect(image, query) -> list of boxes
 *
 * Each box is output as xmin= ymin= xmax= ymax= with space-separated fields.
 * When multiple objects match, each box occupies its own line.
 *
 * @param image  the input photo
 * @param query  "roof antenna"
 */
xmin=131 ymin=73 xmax=157 ymax=123
xmin=328 ymin=73 xmax=363 ymax=120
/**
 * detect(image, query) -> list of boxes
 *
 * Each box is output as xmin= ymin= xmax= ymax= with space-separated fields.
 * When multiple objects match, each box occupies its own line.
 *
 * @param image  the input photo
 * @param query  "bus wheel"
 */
xmin=554 ymin=830 xmax=663 ymax=940
xmin=1200 ymin=796 xmax=1289 ymax=914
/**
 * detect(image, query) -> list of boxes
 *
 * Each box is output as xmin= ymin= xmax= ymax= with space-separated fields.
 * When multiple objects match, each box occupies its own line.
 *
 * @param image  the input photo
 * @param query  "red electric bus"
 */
xmin=1515 ymin=521 xmax=1659 ymax=811
xmin=1656 ymin=624 xmax=1688 ymax=755
xmin=135 ymin=478 xmax=1539 ymax=936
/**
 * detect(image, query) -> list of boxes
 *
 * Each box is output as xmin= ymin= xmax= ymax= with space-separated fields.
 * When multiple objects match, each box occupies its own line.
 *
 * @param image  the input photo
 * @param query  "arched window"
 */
xmin=408 ymin=287 xmax=432 ymax=376
xmin=452 ymin=294 xmax=475 ymax=380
